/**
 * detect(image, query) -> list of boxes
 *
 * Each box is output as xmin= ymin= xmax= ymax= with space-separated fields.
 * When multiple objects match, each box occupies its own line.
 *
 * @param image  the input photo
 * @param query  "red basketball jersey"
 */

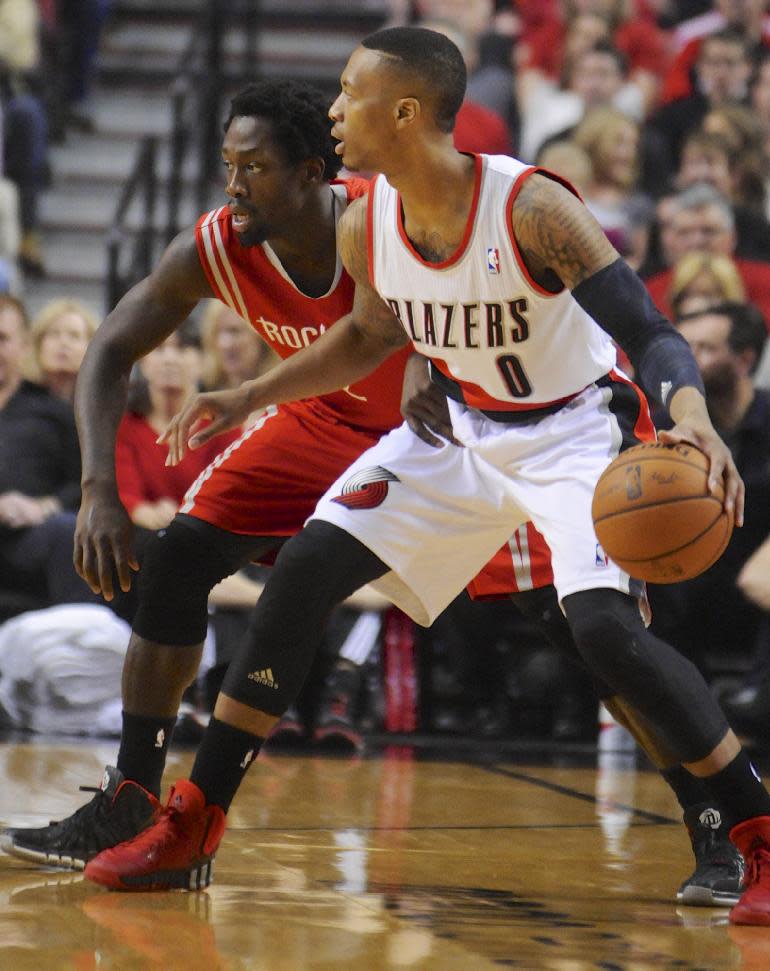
xmin=195 ymin=178 xmax=410 ymax=435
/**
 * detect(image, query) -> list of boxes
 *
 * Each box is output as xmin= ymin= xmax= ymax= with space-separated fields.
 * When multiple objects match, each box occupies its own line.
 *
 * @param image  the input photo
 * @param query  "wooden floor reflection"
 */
xmin=0 ymin=739 xmax=766 ymax=970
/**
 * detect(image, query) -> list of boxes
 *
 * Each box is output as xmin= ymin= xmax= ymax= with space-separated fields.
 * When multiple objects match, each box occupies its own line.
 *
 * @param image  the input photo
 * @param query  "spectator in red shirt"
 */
xmin=116 ymin=329 xmax=239 ymax=531
xmin=662 ymin=0 xmax=770 ymax=104
xmin=518 ymin=0 xmax=670 ymax=114
xmin=643 ymin=182 xmax=770 ymax=325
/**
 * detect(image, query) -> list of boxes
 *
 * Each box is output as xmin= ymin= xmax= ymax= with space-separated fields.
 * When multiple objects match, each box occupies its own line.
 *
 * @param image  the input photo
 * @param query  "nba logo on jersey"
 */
xmin=486 ymin=247 xmax=500 ymax=274
xmin=595 ymin=543 xmax=609 ymax=567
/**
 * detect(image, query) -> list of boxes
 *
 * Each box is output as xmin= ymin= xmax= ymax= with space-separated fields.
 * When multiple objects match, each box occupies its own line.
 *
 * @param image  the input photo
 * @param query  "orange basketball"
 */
xmin=591 ymin=442 xmax=734 ymax=583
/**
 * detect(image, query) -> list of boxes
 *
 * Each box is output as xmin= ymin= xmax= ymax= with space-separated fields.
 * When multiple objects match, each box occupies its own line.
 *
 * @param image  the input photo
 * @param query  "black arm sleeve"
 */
xmin=571 ymin=258 xmax=704 ymax=410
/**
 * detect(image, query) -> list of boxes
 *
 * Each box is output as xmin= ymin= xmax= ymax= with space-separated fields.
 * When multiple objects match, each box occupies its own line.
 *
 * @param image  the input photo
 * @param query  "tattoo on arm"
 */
xmin=338 ymin=198 xmax=371 ymax=288
xmin=339 ymin=196 xmax=409 ymax=350
xmin=512 ymin=174 xmax=617 ymax=291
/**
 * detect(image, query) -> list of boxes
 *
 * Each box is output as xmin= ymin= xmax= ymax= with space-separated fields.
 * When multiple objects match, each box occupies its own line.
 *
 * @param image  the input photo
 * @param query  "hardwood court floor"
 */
xmin=0 ymin=739 xmax=767 ymax=970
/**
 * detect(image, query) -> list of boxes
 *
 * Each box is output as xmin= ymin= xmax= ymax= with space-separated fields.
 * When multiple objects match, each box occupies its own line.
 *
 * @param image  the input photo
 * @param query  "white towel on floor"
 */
xmin=0 ymin=604 xmax=131 ymax=736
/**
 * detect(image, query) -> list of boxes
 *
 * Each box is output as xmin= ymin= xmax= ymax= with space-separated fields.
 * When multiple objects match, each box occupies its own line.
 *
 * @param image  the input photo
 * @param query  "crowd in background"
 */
xmin=0 ymin=0 xmax=768 ymax=750
xmin=0 ymin=0 xmax=110 ymax=287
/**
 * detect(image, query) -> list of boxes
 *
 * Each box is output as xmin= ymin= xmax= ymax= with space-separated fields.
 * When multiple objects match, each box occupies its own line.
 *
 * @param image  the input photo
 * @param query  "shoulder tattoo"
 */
xmin=511 ymin=174 xmax=616 ymax=290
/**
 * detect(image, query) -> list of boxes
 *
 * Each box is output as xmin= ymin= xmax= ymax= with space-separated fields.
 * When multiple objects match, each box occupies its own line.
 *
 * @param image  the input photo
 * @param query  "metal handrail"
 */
xmin=106 ymin=0 xmax=221 ymax=311
xmin=105 ymin=135 xmax=158 ymax=312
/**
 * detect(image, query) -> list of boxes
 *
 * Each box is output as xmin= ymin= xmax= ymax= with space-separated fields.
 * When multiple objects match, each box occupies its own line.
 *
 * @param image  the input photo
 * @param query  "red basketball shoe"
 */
xmin=84 ymin=780 xmax=225 ymax=892
xmin=729 ymin=816 xmax=770 ymax=925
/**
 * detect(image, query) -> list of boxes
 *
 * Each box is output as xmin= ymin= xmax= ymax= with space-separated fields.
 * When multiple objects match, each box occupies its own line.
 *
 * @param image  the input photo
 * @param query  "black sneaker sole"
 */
xmin=96 ymin=858 xmax=215 ymax=893
xmin=0 ymin=834 xmax=87 ymax=870
xmin=677 ymin=884 xmax=741 ymax=907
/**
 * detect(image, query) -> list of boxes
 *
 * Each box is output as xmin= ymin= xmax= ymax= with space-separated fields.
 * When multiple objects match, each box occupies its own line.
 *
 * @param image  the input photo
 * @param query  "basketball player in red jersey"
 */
xmin=81 ymin=29 xmax=770 ymax=925
xmin=0 ymin=78 xmax=409 ymax=870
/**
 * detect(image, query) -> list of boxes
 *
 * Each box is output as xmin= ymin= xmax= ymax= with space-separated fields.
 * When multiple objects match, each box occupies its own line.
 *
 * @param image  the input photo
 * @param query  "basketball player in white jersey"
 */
xmin=83 ymin=29 xmax=770 ymax=926
xmin=1 ymin=76 xmax=737 ymax=911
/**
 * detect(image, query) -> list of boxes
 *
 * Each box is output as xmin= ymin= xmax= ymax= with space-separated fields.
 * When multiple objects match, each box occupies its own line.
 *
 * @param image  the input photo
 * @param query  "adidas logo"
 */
xmin=247 ymin=667 xmax=279 ymax=689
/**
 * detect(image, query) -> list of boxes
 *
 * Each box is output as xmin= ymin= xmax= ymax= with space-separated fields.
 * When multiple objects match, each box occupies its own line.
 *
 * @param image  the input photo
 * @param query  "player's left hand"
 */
xmin=659 ymin=419 xmax=744 ymax=528
xmin=158 ymin=385 xmax=253 ymax=465
xmin=400 ymin=353 xmax=461 ymax=448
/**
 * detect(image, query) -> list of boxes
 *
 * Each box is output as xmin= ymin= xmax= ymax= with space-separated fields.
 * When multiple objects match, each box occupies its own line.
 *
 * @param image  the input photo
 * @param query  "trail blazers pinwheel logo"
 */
xmin=331 ymin=466 xmax=400 ymax=509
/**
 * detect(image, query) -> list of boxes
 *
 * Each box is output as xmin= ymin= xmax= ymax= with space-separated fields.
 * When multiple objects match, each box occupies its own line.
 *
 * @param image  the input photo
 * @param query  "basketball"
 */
xmin=591 ymin=442 xmax=734 ymax=583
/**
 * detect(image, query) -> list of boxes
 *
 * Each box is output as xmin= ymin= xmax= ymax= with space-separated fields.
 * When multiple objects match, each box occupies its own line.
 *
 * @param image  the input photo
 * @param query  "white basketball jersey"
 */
xmin=368 ymin=154 xmax=617 ymax=411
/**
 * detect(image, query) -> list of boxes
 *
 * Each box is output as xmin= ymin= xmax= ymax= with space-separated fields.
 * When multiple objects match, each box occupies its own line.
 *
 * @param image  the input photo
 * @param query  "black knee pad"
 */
xmin=566 ymin=594 xmax=657 ymax=695
xmin=132 ymin=517 xmax=256 ymax=646
xmin=564 ymin=589 xmax=728 ymax=762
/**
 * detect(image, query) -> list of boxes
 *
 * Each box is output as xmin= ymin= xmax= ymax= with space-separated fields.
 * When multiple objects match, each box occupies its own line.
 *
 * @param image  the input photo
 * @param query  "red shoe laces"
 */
xmin=746 ymin=846 xmax=770 ymax=887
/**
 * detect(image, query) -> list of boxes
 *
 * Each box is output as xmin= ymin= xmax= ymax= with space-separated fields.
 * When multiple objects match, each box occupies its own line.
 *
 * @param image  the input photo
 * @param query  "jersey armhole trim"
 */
xmin=367 ymin=175 xmax=379 ymax=288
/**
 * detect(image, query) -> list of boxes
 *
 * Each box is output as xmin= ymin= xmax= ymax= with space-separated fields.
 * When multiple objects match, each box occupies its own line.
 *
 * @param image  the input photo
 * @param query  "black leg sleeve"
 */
xmin=563 ymin=588 xmax=729 ymax=764
xmin=221 ymin=522 xmax=389 ymax=716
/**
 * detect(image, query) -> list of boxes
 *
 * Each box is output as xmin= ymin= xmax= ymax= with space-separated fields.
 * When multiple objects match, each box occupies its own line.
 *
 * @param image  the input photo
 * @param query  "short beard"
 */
xmin=235 ymin=225 xmax=268 ymax=248
xmin=703 ymin=361 xmax=739 ymax=403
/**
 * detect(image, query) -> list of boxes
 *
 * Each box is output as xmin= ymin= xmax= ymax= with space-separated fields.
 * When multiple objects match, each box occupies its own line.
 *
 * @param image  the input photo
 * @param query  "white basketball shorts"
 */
xmin=311 ymin=376 xmax=653 ymax=626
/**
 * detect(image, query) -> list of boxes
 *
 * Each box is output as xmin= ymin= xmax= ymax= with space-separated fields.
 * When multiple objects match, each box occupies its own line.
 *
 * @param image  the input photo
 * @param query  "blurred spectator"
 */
xmin=116 ymin=329 xmax=240 ymax=533
xmin=676 ymin=127 xmax=770 ymax=260
xmin=25 ymin=298 xmax=97 ymax=402
xmin=409 ymin=0 xmax=495 ymax=40
xmin=668 ymin=250 xmax=746 ymax=317
xmin=517 ymin=10 xmax=612 ymax=161
xmin=56 ymin=0 xmax=112 ymax=134
xmin=738 ymin=540 xmax=770 ymax=612
xmin=517 ymin=0 xmax=670 ymax=117
xmin=571 ymin=105 xmax=653 ymax=264
xmin=650 ymin=27 xmax=754 ymax=167
xmin=662 ymin=0 xmax=770 ymax=104
xmin=536 ymin=139 xmax=594 ymax=195
xmin=523 ymin=40 xmax=672 ymax=192
xmin=199 ymin=300 xmax=277 ymax=393
xmin=649 ymin=301 xmax=769 ymax=689
xmin=467 ymin=29 xmax=520 ymax=151
xmin=0 ymin=0 xmax=49 ymax=276
xmin=570 ymin=38 xmax=645 ymax=118
xmin=0 ymin=294 xmax=96 ymax=620
xmin=701 ymin=102 xmax=768 ymax=211
xmin=0 ymin=176 xmax=20 ymax=294
xmin=643 ymin=182 xmax=770 ymax=323
xmin=750 ymin=49 xmax=770 ymax=218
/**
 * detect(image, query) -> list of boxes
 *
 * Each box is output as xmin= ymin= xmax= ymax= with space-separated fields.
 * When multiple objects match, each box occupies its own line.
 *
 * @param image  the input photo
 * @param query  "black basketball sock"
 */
xmin=190 ymin=717 xmax=263 ymax=813
xmin=661 ymin=765 xmax=714 ymax=814
xmin=116 ymin=711 xmax=177 ymax=798
xmin=702 ymin=751 xmax=770 ymax=829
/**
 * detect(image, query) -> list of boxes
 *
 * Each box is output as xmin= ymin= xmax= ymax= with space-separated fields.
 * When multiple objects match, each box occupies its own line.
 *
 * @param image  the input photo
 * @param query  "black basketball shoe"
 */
xmin=0 ymin=766 xmax=160 ymax=870
xmin=313 ymin=665 xmax=363 ymax=755
xmin=677 ymin=803 xmax=744 ymax=907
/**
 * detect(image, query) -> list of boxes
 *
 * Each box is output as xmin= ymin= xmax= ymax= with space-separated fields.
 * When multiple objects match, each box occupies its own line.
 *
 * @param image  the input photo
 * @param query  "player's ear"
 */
xmin=394 ymin=97 xmax=419 ymax=129
xmin=303 ymin=157 xmax=326 ymax=183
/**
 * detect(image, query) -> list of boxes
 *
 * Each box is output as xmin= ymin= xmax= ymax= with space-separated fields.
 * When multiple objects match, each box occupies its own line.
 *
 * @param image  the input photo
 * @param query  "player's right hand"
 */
xmin=74 ymin=484 xmax=138 ymax=600
xmin=158 ymin=386 xmax=252 ymax=466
